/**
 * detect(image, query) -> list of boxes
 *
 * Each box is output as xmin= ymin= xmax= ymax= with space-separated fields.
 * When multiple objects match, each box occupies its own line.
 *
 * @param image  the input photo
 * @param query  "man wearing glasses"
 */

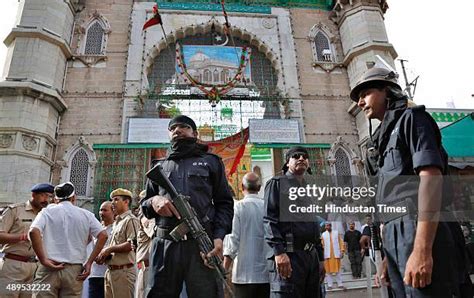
xmin=141 ymin=115 xmax=233 ymax=297
xmin=0 ymin=183 xmax=53 ymax=297
xmin=264 ymin=146 xmax=324 ymax=298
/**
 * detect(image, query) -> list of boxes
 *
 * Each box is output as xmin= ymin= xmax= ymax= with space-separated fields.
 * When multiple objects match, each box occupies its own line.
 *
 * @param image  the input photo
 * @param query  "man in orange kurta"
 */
xmin=321 ymin=222 xmax=345 ymax=290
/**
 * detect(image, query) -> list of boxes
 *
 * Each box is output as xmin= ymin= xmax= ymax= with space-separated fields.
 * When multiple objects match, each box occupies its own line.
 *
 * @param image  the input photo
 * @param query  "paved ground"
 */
xmin=326 ymin=275 xmax=474 ymax=298
xmin=326 ymin=288 xmax=383 ymax=298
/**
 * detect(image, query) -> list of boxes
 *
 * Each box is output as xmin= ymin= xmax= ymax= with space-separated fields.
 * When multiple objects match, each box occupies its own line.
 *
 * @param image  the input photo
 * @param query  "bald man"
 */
xmin=88 ymin=201 xmax=115 ymax=298
xmin=223 ymin=172 xmax=272 ymax=298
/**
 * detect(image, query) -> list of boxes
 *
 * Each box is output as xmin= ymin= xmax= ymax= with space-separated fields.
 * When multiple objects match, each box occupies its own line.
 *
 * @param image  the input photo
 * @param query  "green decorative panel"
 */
xmin=156 ymin=0 xmax=334 ymax=12
xmin=441 ymin=113 xmax=474 ymax=158
xmin=158 ymin=2 xmax=271 ymax=13
xmin=93 ymin=148 xmax=151 ymax=213
xmin=250 ymin=147 xmax=271 ymax=160
xmin=430 ymin=112 xmax=468 ymax=123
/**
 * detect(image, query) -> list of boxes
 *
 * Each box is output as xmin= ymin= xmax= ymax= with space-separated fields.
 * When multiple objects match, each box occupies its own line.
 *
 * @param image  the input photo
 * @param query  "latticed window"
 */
xmin=94 ymin=148 xmax=152 ymax=211
xmin=335 ymin=148 xmax=351 ymax=176
xmin=70 ymin=149 xmax=90 ymax=196
xmin=315 ymin=31 xmax=332 ymax=62
xmin=85 ymin=21 xmax=105 ymax=55
xmin=213 ymin=70 xmax=219 ymax=83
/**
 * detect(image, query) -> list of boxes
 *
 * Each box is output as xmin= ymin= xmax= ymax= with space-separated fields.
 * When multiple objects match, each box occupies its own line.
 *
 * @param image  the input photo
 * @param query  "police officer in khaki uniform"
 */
xmin=96 ymin=188 xmax=139 ymax=298
xmin=135 ymin=190 xmax=155 ymax=298
xmin=0 ymin=183 xmax=53 ymax=297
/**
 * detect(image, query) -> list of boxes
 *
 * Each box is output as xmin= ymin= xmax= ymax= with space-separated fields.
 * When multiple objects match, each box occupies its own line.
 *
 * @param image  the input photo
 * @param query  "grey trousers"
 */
xmin=383 ymin=216 xmax=457 ymax=297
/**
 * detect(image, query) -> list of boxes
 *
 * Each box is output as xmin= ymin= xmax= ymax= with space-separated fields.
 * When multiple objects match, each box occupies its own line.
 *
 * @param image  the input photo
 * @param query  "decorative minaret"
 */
xmin=0 ymin=0 xmax=78 ymax=204
xmin=331 ymin=0 xmax=398 ymax=142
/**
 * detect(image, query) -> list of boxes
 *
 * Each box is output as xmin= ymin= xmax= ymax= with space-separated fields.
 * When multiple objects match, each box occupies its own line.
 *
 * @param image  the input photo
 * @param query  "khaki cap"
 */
xmin=110 ymin=188 xmax=133 ymax=199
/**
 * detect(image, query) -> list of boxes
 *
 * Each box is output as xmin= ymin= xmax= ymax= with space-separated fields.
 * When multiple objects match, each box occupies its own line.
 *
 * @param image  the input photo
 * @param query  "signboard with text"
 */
xmin=128 ymin=118 xmax=170 ymax=143
xmin=249 ymin=119 xmax=301 ymax=143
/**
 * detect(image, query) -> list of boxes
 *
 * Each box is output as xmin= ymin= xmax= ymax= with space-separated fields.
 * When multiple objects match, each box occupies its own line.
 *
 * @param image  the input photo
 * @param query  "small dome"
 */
xmin=189 ymin=51 xmax=210 ymax=62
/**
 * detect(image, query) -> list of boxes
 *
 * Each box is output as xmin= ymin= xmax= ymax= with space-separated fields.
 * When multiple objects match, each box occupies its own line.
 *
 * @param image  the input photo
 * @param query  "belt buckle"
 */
xmin=28 ymin=256 xmax=37 ymax=262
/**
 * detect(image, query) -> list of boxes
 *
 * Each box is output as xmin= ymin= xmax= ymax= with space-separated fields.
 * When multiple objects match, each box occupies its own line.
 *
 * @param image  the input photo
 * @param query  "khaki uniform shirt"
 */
xmin=136 ymin=214 xmax=155 ymax=263
xmin=0 ymin=200 xmax=38 ymax=257
xmin=106 ymin=210 xmax=139 ymax=266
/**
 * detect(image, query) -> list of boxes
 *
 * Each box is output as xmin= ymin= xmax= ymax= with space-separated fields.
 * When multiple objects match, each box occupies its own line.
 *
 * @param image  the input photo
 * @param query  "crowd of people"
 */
xmin=0 ymin=65 xmax=473 ymax=298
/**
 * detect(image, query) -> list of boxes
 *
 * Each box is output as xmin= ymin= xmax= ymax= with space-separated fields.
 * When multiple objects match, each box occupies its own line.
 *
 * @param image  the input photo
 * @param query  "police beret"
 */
xmin=31 ymin=183 xmax=55 ymax=193
xmin=110 ymin=188 xmax=133 ymax=199
xmin=54 ymin=182 xmax=75 ymax=200
xmin=168 ymin=115 xmax=197 ymax=131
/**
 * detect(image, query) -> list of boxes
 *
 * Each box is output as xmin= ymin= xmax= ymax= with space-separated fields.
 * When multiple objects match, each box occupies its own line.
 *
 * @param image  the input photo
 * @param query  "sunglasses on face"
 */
xmin=168 ymin=123 xmax=192 ymax=131
xmin=291 ymin=153 xmax=309 ymax=160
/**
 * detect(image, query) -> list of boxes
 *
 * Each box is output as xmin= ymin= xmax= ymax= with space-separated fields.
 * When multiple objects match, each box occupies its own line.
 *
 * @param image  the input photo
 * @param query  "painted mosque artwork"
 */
xmin=172 ymin=45 xmax=253 ymax=86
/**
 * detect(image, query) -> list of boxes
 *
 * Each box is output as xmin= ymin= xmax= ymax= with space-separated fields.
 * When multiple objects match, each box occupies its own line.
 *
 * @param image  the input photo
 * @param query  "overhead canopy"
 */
xmin=441 ymin=113 xmax=474 ymax=158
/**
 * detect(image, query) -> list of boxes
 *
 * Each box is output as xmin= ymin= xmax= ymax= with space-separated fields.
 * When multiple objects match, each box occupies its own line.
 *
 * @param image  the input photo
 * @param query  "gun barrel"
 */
xmin=145 ymin=163 xmax=232 ymax=295
xmin=146 ymin=164 xmax=179 ymax=198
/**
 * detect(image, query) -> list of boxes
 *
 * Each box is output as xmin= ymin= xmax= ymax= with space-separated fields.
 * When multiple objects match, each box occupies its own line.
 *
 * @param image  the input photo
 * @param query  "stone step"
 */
xmin=329 ymin=272 xmax=369 ymax=282
xmin=325 ymin=276 xmax=376 ymax=291
xmin=339 ymin=272 xmax=362 ymax=282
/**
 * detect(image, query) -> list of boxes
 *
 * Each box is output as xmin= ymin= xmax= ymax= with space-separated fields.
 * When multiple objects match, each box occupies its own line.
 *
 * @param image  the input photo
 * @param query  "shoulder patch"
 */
xmin=1 ymin=203 xmax=24 ymax=215
xmin=6 ymin=202 xmax=25 ymax=210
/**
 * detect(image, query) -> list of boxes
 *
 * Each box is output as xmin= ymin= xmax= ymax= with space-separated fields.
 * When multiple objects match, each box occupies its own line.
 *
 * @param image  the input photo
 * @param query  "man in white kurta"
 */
xmin=321 ymin=222 xmax=345 ymax=290
xmin=223 ymin=172 xmax=272 ymax=298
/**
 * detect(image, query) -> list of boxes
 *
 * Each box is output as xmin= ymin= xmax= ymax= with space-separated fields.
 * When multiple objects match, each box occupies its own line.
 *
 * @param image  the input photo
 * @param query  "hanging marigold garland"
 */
xmin=175 ymin=42 xmax=251 ymax=106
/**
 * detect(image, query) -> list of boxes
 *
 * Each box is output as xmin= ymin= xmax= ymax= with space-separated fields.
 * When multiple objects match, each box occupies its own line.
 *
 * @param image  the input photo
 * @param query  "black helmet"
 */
xmin=350 ymin=67 xmax=402 ymax=102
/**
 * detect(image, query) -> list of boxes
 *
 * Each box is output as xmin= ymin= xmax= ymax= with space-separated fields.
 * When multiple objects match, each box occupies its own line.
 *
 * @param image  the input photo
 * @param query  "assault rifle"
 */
xmin=146 ymin=164 xmax=232 ymax=296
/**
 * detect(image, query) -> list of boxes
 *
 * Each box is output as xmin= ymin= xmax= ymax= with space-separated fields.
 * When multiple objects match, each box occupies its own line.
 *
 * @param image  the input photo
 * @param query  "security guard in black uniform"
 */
xmin=141 ymin=115 xmax=234 ymax=298
xmin=264 ymin=146 xmax=324 ymax=298
xmin=351 ymin=67 xmax=472 ymax=297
